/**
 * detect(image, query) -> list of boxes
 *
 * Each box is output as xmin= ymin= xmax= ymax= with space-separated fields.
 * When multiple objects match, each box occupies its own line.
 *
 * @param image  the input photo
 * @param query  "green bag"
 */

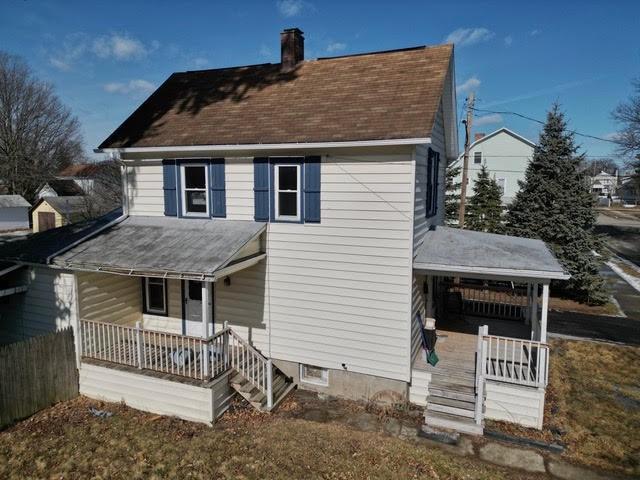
xmin=427 ymin=350 xmax=439 ymax=367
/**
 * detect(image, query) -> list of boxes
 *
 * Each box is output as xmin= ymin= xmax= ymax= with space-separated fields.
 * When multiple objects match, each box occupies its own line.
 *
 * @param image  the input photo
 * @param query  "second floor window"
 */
xmin=274 ymin=164 xmax=301 ymax=221
xmin=474 ymin=151 xmax=482 ymax=164
xmin=181 ymin=164 xmax=209 ymax=216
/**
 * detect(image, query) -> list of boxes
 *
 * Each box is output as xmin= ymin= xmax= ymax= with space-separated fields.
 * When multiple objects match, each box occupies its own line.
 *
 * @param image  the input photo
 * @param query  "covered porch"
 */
xmin=413 ymin=226 xmax=570 ymax=431
xmin=51 ymin=216 xmax=293 ymax=414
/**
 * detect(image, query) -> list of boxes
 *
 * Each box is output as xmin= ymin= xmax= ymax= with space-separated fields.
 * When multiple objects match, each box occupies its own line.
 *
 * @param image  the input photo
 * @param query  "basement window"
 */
xmin=300 ymin=364 xmax=329 ymax=386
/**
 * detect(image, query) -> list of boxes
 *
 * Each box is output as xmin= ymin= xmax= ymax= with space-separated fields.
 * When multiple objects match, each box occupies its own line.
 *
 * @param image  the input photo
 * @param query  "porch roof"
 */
xmin=52 ymin=216 xmax=266 ymax=280
xmin=413 ymin=226 xmax=570 ymax=281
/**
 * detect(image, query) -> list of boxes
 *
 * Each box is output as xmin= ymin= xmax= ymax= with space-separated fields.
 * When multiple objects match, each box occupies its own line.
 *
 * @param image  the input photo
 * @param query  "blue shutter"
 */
xmin=426 ymin=149 xmax=433 ymax=217
xmin=209 ymin=159 xmax=226 ymax=218
xmin=162 ymin=160 xmax=177 ymax=216
xmin=253 ymin=157 xmax=270 ymax=221
xmin=433 ymin=152 xmax=440 ymax=215
xmin=304 ymin=156 xmax=321 ymax=223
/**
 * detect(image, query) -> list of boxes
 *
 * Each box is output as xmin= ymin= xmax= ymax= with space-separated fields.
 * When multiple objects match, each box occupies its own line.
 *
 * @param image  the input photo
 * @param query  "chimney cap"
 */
xmin=282 ymin=27 xmax=304 ymax=34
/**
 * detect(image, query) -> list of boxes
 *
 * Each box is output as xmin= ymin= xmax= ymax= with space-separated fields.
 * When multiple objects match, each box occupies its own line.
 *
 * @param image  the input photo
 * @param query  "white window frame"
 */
xmin=274 ymin=163 xmax=301 ymax=221
xmin=180 ymin=163 xmax=209 ymax=217
xmin=473 ymin=151 xmax=482 ymax=164
xmin=497 ymin=177 xmax=506 ymax=196
xmin=145 ymin=277 xmax=167 ymax=315
xmin=299 ymin=363 xmax=329 ymax=386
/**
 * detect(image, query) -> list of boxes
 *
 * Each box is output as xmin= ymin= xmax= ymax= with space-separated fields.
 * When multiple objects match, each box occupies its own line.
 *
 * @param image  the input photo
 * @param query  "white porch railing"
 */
xmin=80 ymin=319 xmax=270 ymax=405
xmin=446 ymin=282 xmax=530 ymax=321
xmin=227 ymin=328 xmax=273 ymax=408
xmin=482 ymin=332 xmax=549 ymax=387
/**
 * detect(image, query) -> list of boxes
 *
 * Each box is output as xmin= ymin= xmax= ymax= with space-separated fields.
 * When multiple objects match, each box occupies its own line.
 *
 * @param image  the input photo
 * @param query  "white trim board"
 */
xmin=95 ymin=137 xmax=431 ymax=154
xmin=413 ymin=262 xmax=569 ymax=281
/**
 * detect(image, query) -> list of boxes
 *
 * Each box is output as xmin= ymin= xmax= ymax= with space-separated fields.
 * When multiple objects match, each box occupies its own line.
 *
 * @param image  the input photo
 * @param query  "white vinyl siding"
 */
xmin=0 ymin=267 xmax=76 ymax=341
xmin=485 ymin=381 xmax=546 ymax=429
xmin=410 ymin=274 xmax=426 ymax=363
xmin=217 ymin=153 xmax=415 ymax=382
xmin=76 ymin=272 xmax=141 ymax=326
xmin=142 ymin=279 xmax=182 ymax=333
xmin=80 ymin=363 xmax=232 ymax=424
xmin=225 ymin=158 xmax=255 ymax=220
xmin=125 ymin=161 xmax=165 ymax=216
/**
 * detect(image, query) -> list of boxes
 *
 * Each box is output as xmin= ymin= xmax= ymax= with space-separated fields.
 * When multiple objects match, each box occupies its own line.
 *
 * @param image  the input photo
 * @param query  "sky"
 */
xmin=1 ymin=0 xmax=638 ymax=164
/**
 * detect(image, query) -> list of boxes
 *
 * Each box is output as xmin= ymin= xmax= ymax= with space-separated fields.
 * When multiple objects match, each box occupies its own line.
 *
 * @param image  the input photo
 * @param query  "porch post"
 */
xmin=540 ymin=282 xmax=549 ymax=342
xmin=525 ymin=283 xmax=532 ymax=326
xmin=201 ymin=281 xmax=212 ymax=338
xmin=531 ymin=283 xmax=539 ymax=338
xmin=425 ymin=275 xmax=434 ymax=320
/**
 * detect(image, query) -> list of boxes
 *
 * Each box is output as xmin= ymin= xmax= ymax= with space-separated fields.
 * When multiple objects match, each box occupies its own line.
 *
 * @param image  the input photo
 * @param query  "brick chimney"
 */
xmin=474 ymin=133 xmax=486 ymax=141
xmin=281 ymin=28 xmax=304 ymax=72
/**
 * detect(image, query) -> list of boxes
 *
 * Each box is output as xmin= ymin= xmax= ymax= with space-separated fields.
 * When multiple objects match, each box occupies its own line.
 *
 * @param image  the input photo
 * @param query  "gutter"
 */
xmin=413 ymin=262 xmax=571 ymax=281
xmin=94 ymin=137 xmax=431 ymax=155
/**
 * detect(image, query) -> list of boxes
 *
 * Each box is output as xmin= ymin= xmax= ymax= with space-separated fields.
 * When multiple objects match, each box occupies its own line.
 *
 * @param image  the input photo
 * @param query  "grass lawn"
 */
xmin=0 ymin=398 xmax=542 ymax=480
xmin=548 ymin=296 xmax=621 ymax=316
xmin=488 ymin=338 xmax=640 ymax=476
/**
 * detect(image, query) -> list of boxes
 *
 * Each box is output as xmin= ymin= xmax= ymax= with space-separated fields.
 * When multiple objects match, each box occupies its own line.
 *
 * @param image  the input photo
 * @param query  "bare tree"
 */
xmin=78 ymin=160 xmax=122 ymax=220
xmin=612 ymin=78 xmax=640 ymax=178
xmin=0 ymin=51 xmax=84 ymax=203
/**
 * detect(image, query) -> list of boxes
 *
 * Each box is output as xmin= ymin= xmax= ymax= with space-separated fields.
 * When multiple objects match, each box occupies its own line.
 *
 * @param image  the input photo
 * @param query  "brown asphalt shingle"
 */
xmin=99 ymin=44 xmax=453 ymax=149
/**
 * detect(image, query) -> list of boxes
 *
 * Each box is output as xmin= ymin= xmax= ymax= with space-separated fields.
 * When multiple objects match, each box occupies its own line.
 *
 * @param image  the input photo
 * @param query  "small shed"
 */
xmin=31 ymin=196 xmax=87 ymax=232
xmin=0 ymin=195 xmax=31 ymax=231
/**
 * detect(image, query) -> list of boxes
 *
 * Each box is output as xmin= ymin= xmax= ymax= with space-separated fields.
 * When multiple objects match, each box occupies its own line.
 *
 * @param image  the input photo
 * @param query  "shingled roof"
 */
xmin=99 ymin=44 xmax=453 ymax=149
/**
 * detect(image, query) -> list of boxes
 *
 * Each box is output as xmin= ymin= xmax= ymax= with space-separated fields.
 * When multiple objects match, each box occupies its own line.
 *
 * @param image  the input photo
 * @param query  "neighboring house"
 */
xmin=0 ymin=195 xmax=31 ymax=231
xmin=590 ymin=170 xmax=618 ymax=197
xmin=453 ymin=128 xmax=536 ymax=205
xmin=0 ymin=29 xmax=568 ymax=433
xmin=618 ymin=175 xmax=639 ymax=205
xmin=37 ymin=179 xmax=85 ymax=199
xmin=56 ymin=163 xmax=102 ymax=194
xmin=31 ymin=197 xmax=87 ymax=232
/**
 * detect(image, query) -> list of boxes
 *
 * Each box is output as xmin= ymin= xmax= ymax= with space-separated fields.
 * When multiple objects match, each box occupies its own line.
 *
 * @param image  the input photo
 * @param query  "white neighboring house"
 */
xmin=0 ymin=29 xmax=568 ymax=434
xmin=453 ymin=128 xmax=536 ymax=205
xmin=0 ymin=195 xmax=31 ymax=231
xmin=590 ymin=170 xmax=618 ymax=198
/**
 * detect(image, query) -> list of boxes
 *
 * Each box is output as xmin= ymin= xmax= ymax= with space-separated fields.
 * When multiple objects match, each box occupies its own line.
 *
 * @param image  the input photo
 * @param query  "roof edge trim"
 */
xmin=95 ymin=137 xmax=431 ymax=154
xmin=413 ymin=262 xmax=570 ymax=281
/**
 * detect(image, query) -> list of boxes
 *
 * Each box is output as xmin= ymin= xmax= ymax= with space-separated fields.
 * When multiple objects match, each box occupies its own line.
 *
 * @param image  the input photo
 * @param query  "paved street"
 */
xmin=548 ymin=211 xmax=640 ymax=344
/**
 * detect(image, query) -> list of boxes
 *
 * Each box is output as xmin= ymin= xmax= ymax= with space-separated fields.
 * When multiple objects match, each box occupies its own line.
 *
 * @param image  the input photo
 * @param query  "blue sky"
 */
xmin=1 ymin=0 xmax=638 ymax=163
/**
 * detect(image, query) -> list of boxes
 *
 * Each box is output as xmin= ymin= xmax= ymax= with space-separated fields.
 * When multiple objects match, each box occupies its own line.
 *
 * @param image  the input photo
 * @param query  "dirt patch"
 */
xmin=0 ymin=396 xmax=538 ymax=479
xmin=487 ymin=339 xmax=640 ymax=476
xmin=549 ymin=296 xmax=621 ymax=316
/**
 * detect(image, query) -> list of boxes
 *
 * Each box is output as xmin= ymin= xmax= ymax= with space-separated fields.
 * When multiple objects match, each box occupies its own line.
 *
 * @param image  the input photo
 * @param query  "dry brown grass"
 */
xmin=0 ymin=397 xmax=541 ymax=480
xmin=548 ymin=296 xmax=621 ymax=316
xmin=488 ymin=339 xmax=640 ymax=476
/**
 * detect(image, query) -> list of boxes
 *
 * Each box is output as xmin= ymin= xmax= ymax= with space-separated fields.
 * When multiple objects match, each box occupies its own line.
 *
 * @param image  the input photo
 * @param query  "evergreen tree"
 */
xmin=506 ymin=104 xmax=607 ymax=304
xmin=445 ymin=161 xmax=461 ymax=226
xmin=465 ymin=164 xmax=504 ymax=233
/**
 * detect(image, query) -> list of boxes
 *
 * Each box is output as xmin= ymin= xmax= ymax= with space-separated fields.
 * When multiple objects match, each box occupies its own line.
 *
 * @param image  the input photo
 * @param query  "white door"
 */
xmin=183 ymin=280 xmax=213 ymax=337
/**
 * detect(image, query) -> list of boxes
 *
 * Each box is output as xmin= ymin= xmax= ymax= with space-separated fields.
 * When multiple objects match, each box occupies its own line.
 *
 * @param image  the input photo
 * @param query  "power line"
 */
xmin=471 ymin=107 xmax=622 ymax=145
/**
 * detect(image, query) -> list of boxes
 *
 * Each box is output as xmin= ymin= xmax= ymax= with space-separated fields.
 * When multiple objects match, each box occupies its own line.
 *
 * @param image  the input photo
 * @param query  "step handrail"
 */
xmin=226 ymin=326 xmax=273 ymax=408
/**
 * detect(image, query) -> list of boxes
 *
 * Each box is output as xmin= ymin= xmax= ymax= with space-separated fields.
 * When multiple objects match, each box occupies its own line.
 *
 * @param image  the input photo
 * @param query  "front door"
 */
xmin=183 ymin=280 xmax=213 ymax=337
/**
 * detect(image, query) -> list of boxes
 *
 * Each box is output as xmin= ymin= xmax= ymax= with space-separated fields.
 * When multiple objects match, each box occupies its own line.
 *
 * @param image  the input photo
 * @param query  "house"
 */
xmin=618 ymin=175 xmax=639 ymax=205
xmin=0 ymin=195 xmax=31 ymax=231
xmin=590 ymin=170 xmax=618 ymax=198
xmin=31 ymin=196 xmax=87 ymax=232
xmin=36 ymin=179 xmax=85 ymax=199
xmin=453 ymin=128 xmax=536 ymax=205
xmin=0 ymin=29 xmax=568 ymax=433
xmin=56 ymin=163 xmax=103 ymax=194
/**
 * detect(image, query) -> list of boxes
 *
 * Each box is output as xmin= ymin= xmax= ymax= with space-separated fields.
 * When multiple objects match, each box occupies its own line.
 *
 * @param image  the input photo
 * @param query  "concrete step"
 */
xmin=424 ymin=411 xmax=483 ymax=436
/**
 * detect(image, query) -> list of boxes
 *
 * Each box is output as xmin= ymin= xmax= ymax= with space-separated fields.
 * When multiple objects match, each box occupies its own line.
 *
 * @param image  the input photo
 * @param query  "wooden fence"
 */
xmin=0 ymin=328 xmax=79 ymax=429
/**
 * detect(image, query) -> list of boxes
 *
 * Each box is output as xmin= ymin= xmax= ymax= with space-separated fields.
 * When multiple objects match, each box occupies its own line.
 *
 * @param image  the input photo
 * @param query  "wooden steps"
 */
xmin=420 ymin=330 xmax=484 ymax=435
xmin=230 ymin=366 xmax=295 ymax=412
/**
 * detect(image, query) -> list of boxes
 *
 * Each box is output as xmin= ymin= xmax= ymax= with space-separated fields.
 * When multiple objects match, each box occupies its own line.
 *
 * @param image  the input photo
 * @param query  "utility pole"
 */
xmin=458 ymin=92 xmax=475 ymax=228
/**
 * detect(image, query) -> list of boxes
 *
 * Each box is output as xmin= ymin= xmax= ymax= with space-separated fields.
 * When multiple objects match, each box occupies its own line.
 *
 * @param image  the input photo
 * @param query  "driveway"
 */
xmin=596 ymin=209 xmax=640 ymax=265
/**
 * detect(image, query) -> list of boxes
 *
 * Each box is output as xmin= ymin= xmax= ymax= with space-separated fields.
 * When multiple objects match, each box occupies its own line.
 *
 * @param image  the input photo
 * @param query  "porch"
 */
xmin=412 ymin=226 xmax=569 ymax=432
